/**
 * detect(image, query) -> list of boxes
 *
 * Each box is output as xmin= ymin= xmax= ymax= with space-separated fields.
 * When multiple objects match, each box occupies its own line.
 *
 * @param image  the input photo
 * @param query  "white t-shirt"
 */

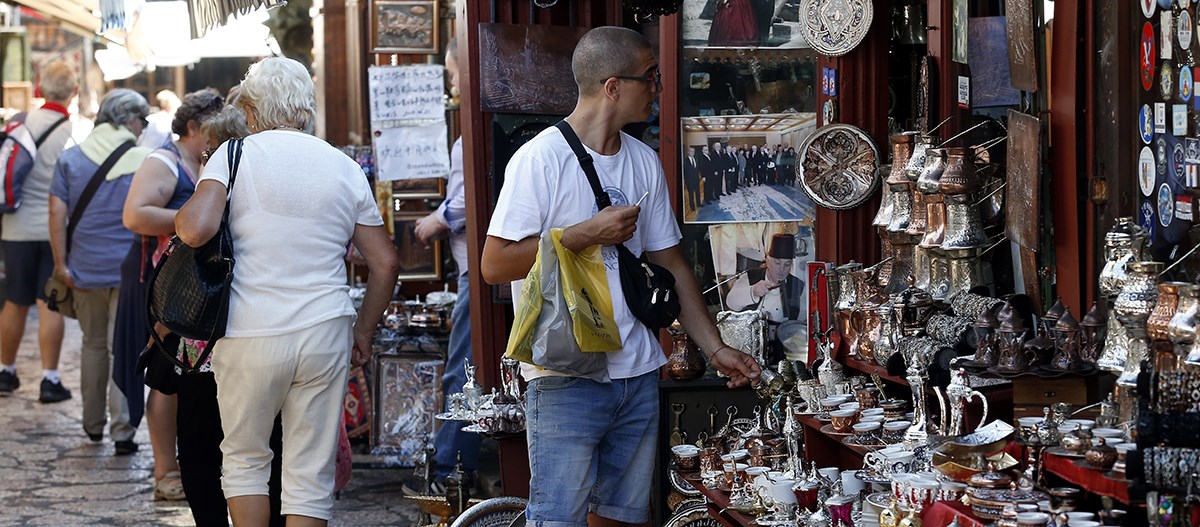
xmin=199 ymin=130 xmax=383 ymax=338
xmin=488 ymin=127 xmax=681 ymax=381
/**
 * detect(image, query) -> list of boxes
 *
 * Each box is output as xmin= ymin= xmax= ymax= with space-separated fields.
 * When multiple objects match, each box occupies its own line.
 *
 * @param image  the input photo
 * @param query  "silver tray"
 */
xmin=798 ymin=124 xmax=881 ymax=210
xmin=798 ymin=0 xmax=875 ymax=57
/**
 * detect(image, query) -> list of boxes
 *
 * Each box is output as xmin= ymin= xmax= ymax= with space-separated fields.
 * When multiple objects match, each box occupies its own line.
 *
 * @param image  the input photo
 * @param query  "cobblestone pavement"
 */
xmin=0 ymin=310 xmax=420 ymax=526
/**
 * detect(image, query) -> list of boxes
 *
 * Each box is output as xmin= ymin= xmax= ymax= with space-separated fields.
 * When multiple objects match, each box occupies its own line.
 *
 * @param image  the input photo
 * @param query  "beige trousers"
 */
xmin=212 ymin=316 xmax=351 ymax=521
xmin=73 ymin=287 xmax=135 ymax=441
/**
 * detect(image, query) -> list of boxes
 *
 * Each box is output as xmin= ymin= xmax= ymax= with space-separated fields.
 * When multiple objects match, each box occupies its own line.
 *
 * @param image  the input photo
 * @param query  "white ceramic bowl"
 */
xmin=1064 ymin=418 xmax=1095 ymax=430
xmin=1091 ymin=428 xmax=1123 ymax=439
xmin=1066 ymin=512 xmax=1095 ymax=522
xmin=884 ymin=420 xmax=911 ymax=431
xmin=854 ymin=422 xmax=882 ymax=432
xmin=830 ymin=409 xmax=857 ymax=418
xmin=1017 ymin=512 xmax=1051 ymax=526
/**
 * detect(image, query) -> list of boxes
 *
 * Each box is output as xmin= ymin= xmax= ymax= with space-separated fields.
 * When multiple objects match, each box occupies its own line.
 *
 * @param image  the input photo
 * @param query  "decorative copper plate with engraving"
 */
xmin=478 ymin=23 xmax=589 ymax=115
xmin=1004 ymin=0 xmax=1038 ymax=91
xmin=1005 ymin=111 xmax=1041 ymax=250
xmin=798 ymin=124 xmax=881 ymax=210
xmin=798 ymin=0 xmax=875 ymax=57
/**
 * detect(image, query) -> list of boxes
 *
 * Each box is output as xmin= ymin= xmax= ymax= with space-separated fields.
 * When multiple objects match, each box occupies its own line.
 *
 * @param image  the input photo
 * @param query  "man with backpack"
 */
xmin=0 ymin=61 xmax=77 ymax=402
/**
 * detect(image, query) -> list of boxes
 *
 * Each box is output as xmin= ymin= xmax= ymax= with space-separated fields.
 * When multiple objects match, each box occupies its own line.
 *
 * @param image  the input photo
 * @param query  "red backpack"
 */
xmin=0 ymin=114 xmax=69 ymax=213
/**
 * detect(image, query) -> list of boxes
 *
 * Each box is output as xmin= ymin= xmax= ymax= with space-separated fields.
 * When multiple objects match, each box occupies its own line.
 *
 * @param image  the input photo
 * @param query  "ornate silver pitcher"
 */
xmin=944 ymin=247 xmax=983 ymax=296
xmin=1114 ymin=261 xmax=1162 ymax=387
xmin=884 ymin=233 xmax=919 ymax=295
xmin=935 ymin=360 xmax=989 ymax=436
xmin=1169 ymin=285 xmax=1200 ymax=369
xmin=833 ymin=262 xmax=863 ymax=353
xmin=1098 ymin=218 xmax=1149 ymax=297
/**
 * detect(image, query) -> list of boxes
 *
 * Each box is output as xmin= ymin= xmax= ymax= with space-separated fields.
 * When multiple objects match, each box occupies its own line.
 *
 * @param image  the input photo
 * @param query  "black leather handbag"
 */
xmin=146 ymin=138 xmax=243 ymax=373
xmin=555 ymin=121 xmax=681 ymax=333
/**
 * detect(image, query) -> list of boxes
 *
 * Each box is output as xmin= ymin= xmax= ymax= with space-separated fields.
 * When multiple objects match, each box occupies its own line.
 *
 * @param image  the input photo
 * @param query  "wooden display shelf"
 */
xmin=1040 ymin=451 xmax=1137 ymax=506
xmin=677 ymin=471 xmax=758 ymax=527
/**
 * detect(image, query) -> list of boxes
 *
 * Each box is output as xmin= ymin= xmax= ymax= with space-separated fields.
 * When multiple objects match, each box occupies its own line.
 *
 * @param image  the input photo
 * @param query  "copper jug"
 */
xmin=903 ymin=135 xmax=936 ymax=182
xmin=884 ymin=233 xmax=920 ymax=295
xmin=873 ymin=179 xmax=896 ymax=229
xmin=921 ymin=194 xmax=947 ymax=248
xmin=833 ymin=262 xmax=863 ymax=353
xmin=938 ymin=148 xmax=983 ymax=196
xmin=667 ymin=333 xmax=706 ymax=381
xmin=1148 ymin=282 xmax=1185 ymax=342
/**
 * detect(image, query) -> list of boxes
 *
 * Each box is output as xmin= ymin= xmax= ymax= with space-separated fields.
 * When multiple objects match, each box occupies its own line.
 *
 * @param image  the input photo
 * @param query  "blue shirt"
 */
xmin=50 ymin=146 xmax=135 ymax=288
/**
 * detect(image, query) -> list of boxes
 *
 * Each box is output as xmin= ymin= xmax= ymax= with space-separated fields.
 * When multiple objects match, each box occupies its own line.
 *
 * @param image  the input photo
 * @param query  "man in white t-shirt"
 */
xmin=482 ymin=26 xmax=760 ymax=527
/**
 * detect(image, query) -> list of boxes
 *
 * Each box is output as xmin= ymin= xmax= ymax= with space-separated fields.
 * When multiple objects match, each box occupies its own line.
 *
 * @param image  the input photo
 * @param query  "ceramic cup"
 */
xmin=1066 ymin=512 xmax=1095 ymax=523
xmin=1070 ymin=521 xmax=1100 ymax=527
xmin=831 ymin=409 xmax=858 ymax=433
xmin=841 ymin=470 xmax=866 ymax=495
xmin=882 ymin=420 xmax=911 ymax=444
xmin=672 ymin=444 xmax=700 ymax=470
xmin=938 ymin=480 xmax=967 ymax=502
xmin=1017 ymin=512 xmax=1051 ymax=527
xmin=1064 ymin=419 xmax=1095 ymax=431
xmin=853 ymin=421 xmax=882 ymax=445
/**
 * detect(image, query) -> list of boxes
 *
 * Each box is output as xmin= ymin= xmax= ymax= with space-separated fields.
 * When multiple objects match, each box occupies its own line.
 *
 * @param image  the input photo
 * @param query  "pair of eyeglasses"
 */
xmin=609 ymin=69 xmax=662 ymax=92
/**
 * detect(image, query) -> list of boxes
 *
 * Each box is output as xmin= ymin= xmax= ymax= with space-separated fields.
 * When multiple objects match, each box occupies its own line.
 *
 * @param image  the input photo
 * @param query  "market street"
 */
xmin=0 ymin=310 xmax=420 ymax=526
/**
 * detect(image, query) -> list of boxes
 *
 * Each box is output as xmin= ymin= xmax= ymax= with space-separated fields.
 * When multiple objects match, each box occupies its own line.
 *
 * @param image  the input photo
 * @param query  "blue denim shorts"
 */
xmin=524 ymin=371 xmax=659 ymax=527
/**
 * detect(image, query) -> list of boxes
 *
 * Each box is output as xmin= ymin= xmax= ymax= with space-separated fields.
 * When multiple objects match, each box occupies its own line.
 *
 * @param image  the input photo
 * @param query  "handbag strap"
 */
xmin=147 ymin=138 xmax=244 ymax=375
xmin=68 ymin=140 xmax=135 ymax=249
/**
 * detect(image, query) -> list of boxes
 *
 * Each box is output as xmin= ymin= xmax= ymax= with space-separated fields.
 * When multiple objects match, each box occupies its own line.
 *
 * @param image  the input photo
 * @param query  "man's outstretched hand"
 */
xmin=711 ymin=346 xmax=761 ymax=388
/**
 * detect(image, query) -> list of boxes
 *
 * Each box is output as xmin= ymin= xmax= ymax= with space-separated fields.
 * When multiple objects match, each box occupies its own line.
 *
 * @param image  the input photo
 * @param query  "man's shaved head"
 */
xmin=572 ymin=26 xmax=654 ymax=97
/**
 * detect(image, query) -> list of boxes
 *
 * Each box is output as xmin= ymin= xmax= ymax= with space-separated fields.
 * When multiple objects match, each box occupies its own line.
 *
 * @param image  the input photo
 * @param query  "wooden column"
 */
xmin=1049 ymin=0 xmax=1085 ymax=312
xmin=814 ymin=0 xmax=890 ymax=267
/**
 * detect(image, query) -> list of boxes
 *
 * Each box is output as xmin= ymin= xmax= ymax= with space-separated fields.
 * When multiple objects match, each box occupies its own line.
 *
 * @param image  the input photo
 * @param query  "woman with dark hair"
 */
xmin=113 ymin=89 xmax=223 ymax=504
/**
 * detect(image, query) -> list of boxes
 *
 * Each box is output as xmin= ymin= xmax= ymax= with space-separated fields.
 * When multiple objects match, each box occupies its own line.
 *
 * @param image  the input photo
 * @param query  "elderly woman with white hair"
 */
xmin=49 ymin=88 xmax=152 ymax=455
xmin=175 ymin=57 xmax=399 ymax=526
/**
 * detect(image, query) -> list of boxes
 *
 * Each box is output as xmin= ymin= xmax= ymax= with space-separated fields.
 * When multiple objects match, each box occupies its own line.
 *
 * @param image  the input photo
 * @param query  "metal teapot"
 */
xmin=933 ymin=359 xmax=989 ymax=436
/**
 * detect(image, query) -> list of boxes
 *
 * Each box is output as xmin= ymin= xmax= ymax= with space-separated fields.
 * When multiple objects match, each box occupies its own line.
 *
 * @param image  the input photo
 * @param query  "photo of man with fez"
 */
xmin=715 ymin=225 xmax=811 ymax=361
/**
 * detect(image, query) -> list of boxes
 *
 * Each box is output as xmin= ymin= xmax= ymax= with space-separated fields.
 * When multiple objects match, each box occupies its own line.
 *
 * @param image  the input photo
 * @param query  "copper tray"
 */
xmin=798 ymin=124 xmax=881 ymax=210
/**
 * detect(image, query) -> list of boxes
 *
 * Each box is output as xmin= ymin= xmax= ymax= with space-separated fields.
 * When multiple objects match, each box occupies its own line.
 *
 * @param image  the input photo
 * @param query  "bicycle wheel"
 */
xmin=449 ymin=496 xmax=527 ymax=527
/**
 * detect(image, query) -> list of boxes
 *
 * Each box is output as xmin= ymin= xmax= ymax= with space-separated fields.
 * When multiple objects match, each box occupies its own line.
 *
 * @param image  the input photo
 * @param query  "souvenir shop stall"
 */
xmin=368 ymin=0 xmax=1200 ymax=526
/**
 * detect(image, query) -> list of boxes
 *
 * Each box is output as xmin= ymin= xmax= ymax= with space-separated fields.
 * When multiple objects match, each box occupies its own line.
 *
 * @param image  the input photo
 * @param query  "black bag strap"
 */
xmin=555 ymin=120 xmax=613 ymax=210
xmin=34 ymin=115 xmax=69 ymax=148
xmin=147 ymin=138 xmax=243 ymax=374
xmin=67 ymin=140 xmax=135 ymax=249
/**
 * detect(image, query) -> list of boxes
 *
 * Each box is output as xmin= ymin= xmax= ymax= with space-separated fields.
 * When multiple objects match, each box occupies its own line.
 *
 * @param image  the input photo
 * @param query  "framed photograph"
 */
xmin=681 ymin=0 xmax=810 ymax=49
xmin=370 ymin=0 xmax=438 ymax=54
xmin=680 ymin=113 xmax=819 ymax=224
xmin=371 ymin=353 xmax=442 ymax=463
xmin=392 ymin=177 xmax=444 ymax=200
xmin=393 ymin=212 xmax=443 ymax=281
xmin=709 ymin=222 xmax=814 ymax=361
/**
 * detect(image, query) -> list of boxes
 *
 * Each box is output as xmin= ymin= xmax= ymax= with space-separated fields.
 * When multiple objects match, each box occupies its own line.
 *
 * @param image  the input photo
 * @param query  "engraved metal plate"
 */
xmin=799 ymin=0 xmax=875 ymax=57
xmin=798 ymin=124 xmax=881 ymax=210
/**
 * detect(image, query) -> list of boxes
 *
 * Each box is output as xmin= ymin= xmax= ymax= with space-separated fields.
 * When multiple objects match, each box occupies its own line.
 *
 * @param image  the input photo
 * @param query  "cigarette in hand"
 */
xmin=635 ymin=191 xmax=650 ymax=207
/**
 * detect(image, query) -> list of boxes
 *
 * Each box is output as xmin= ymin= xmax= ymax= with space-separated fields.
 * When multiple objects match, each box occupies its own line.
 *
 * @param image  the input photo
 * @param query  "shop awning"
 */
xmin=185 ymin=0 xmax=282 ymax=39
xmin=7 ymin=0 xmax=109 ymax=40
xmin=94 ymin=1 xmax=273 ymax=80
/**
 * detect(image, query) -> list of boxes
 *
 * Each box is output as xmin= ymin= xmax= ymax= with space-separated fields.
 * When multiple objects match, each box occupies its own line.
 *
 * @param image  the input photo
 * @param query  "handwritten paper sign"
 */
xmin=373 ymin=123 xmax=449 ymax=181
xmin=367 ymin=65 xmax=445 ymax=123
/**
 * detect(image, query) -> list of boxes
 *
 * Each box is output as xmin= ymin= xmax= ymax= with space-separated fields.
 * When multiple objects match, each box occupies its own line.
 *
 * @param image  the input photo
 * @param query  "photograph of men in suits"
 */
xmin=684 ymin=146 xmax=702 ymax=214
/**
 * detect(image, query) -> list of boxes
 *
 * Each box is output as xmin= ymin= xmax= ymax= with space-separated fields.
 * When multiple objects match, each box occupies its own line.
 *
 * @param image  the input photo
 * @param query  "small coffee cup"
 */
xmin=830 ymin=409 xmax=857 ymax=433
xmin=1017 ymin=512 xmax=1051 ymax=527
xmin=672 ymin=444 xmax=700 ymax=471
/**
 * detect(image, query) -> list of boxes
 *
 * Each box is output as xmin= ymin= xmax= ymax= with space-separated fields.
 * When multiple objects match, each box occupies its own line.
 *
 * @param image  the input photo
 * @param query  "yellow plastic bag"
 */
xmin=551 ymin=228 xmax=622 ymax=353
xmin=503 ymin=237 xmax=543 ymax=366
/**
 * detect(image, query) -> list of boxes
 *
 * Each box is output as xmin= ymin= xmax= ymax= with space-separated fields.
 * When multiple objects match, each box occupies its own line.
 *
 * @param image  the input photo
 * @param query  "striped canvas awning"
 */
xmin=186 ymin=0 xmax=283 ymax=39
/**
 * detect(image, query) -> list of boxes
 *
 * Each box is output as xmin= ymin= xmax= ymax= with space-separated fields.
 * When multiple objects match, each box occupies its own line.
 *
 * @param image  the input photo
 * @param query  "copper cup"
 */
xmin=856 ymin=386 xmax=880 ymax=409
xmin=830 ymin=409 xmax=857 ymax=434
xmin=749 ymin=445 xmax=771 ymax=467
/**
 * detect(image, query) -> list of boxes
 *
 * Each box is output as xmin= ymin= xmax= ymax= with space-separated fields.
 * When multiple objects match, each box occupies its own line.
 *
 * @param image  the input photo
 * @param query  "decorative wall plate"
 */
xmin=663 ymin=504 xmax=723 ymax=527
xmin=670 ymin=469 xmax=702 ymax=496
xmin=798 ymin=124 xmax=881 ymax=210
xmin=798 ymin=0 xmax=875 ymax=57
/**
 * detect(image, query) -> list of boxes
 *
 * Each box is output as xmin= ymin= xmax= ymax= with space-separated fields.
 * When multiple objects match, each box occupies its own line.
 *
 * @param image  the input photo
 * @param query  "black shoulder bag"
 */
xmin=146 ymin=138 xmax=243 ymax=373
xmin=555 ymin=121 xmax=681 ymax=333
